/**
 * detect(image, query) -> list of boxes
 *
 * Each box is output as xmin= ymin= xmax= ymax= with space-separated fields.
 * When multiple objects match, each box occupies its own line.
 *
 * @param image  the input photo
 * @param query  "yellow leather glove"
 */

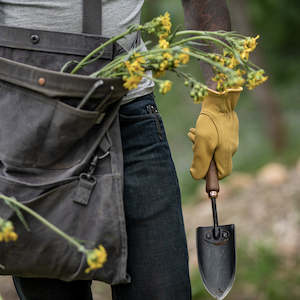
xmin=188 ymin=88 xmax=242 ymax=180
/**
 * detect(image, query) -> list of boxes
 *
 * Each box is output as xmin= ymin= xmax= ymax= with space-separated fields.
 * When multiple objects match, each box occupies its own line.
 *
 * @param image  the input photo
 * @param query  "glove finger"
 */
xmin=187 ymin=131 xmax=196 ymax=143
xmin=190 ymin=115 xmax=218 ymax=180
xmin=214 ymin=146 xmax=233 ymax=180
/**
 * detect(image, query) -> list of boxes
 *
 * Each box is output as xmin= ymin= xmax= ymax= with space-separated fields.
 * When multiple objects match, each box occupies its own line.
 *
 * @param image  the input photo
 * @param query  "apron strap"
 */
xmin=82 ymin=0 xmax=102 ymax=35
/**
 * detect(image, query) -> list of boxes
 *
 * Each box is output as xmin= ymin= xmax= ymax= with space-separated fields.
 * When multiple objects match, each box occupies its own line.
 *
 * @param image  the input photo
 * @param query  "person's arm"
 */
xmin=182 ymin=1 xmax=241 ymax=180
xmin=181 ymin=0 xmax=231 ymax=89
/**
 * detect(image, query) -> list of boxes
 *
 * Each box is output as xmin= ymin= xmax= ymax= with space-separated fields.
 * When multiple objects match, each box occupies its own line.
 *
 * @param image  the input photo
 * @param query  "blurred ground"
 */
xmin=1 ymin=160 xmax=299 ymax=299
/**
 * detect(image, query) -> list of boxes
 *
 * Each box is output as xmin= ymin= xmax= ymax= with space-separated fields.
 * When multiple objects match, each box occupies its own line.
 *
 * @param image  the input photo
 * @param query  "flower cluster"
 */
xmin=0 ymin=218 xmax=18 ymax=242
xmin=240 ymin=35 xmax=260 ymax=61
xmin=119 ymin=45 xmax=191 ymax=96
xmin=122 ymin=53 xmax=146 ymax=90
xmin=85 ymin=245 xmax=107 ymax=274
xmin=209 ymin=35 xmax=267 ymax=92
xmin=154 ymin=47 xmax=190 ymax=76
xmin=246 ymin=69 xmax=268 ymax=90
xmin=184 ymin=79 xmax=208 ymax=103
xmin=159 ymin=80 xmax=172 ymax=94
xmin=86 ymin=12 xmax=267 ymax=102
xmin=143 ymin=12 xmax=172 ymax=42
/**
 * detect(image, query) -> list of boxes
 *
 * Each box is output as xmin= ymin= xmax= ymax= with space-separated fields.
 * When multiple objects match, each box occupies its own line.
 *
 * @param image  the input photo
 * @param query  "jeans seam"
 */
xmin=146 ymin=104 xmax=163 ymax=141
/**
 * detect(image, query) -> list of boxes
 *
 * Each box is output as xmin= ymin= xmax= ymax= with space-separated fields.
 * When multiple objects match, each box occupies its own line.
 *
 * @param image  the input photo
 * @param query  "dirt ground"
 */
xmin=1 ymin=161 xmax=300 ymax=300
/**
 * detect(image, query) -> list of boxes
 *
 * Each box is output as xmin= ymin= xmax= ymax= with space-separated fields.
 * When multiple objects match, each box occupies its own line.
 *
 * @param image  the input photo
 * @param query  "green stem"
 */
xmin=174 ymin=69 xmax=207 ymax=88
xmin=103 ymin=72 xmax=128 ymax=78
xmin=187 ymin=49 xmax=235 ymax=75
xmin=91 ymin=56 xmax=125 ymax=77
xmin=0 ymin=195 xmax=86 ymax=253
xmin=175 ymin=30 xmax=226 ymax=38
xmin=171 ymin=36 xmax=233 ymax=52
xmin=132 ymin=71 xmax=162 ymax=84
xmin=71 ymin=27 xmax=138 ymax=74
xmin=175 ymin=30 xmax=244 ymax=39
xmin=93 ymin=48 xmax=174 ymax=78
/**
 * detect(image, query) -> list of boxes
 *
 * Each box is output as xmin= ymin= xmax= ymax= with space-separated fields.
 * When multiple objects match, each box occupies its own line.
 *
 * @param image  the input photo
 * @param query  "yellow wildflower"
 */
xmin=85 ymin=245 xmax=107 ymax=273
xmin=179 ymin=48 xmax=190 ymax=64
xmin=235 ymin=76 xmax=245 ymax=87
xmin=190 ymin=84 xmax=208 ymax=103
xmin=216 ymin=80 xmax=225 ymax=92
xmin=223 ymin=48 xmax=231 ymax=57
xmin=154 ymin=70 xmax=166 ymax=78
xmin=131 ymin=61 xmax=145 ymax=73
xmin=160 ymin=12 xmax=172 ymax=34
xmin=174 ymin=59 xmax=180 ymax=68
xmin=212 ymin=72 xmax=227 ymax=92
xmin=211 ymin=54 xmax=225 ymax=66
xmin=123 ymin=75 xmax=142 ymax=90
xmin=228 ymin=56 xmax=239 ymax=69
xmin=244 ymin=35 xmax=260 ymax=53
xmin=236 ymin=69 xmax=246 ymax=76
xmin=159 ymin=39 xmax=169 ymax=49
xmin=159 ymin=60 xmax=169 ymax=71
xmin=124 ymin=61 xmax=133 ymax=74
xmin=240 ymin=50 xmax=249 ymax=61
xmin=159 ymin=33 xmax=169 ymax=40
xmin=124 ymin=60 xmax=144 ymax=75
xmin=133 ymin=53 xmax=146 ymax=64
xmin=163 ymin=52 xmax=173 ymax=61
xmin=0 ymin=219 xmax=18 ymax=243
xmin=228 ymin=74 xmax=245 ymax=88
xmin=246 ymin=69 xmax=268 ymax=90
xmin=159 ymin=80 xmax=172 ymax=94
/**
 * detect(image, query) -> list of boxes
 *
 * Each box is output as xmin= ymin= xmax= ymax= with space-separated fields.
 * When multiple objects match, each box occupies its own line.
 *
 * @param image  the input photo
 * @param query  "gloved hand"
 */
xmin=188 ymin=88 xmax=242 ymax=180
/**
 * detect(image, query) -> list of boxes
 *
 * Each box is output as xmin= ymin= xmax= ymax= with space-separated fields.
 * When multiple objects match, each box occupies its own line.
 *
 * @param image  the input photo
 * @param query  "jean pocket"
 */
xmin=119 ymin=95 xmax=166 ymax=143
xmin=119 ymin=92 xmax=156 ymax=118
xmin=145 ymin=104 xmax=164 ymax=141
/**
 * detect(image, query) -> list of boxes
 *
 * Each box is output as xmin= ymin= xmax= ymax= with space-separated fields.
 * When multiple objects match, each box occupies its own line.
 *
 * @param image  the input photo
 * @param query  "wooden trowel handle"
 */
xmin=206 ymin=160 xmax=220 ymax=198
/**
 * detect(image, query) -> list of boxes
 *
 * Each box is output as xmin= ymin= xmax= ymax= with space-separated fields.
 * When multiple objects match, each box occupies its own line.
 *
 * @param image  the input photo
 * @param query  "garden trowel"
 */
xmin=196 ymin=160 xmax=236 ymax=299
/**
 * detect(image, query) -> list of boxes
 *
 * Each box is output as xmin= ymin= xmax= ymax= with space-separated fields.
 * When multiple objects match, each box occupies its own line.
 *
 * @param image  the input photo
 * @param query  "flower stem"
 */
xmin=71 ymin=26 xmax=139 ymax=75
xmin=0 ymin=194 xmax=86 ymax=253
xmin=171 ymin=36 xmax=233 ymax=52
xmin=175 ymin=30 xmax=229 ymax=38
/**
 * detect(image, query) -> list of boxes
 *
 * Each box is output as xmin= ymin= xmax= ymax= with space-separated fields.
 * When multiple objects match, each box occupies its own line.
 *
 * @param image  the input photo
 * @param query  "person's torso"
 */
xmin=0 ymin=0 xmax=155 ymax=102
xmin=0 ymin=0 xmax=144 ymax=51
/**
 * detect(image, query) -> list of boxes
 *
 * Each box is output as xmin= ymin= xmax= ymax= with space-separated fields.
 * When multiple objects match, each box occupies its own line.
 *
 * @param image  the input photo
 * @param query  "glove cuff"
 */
xmin=206 ymin=87 xmax=243 ymax=96
xmin=202 ymin=87 xmax=242 ymax=113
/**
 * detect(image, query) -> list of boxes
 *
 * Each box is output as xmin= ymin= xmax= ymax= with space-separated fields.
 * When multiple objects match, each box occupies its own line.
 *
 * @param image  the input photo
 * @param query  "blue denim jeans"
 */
xmin=13 ymin=92 xmax=192 ymax=300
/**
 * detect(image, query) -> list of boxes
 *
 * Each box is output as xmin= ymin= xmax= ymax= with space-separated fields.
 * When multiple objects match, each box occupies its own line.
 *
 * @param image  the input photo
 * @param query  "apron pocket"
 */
xmin=0 ymin=174 xmax=128 ymax=284
xmin=0 ymin=80 xmax=99 ymax=168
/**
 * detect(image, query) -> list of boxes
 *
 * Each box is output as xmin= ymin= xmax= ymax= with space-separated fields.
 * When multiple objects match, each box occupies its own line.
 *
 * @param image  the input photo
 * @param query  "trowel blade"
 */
xmin=196 ymin=224 xmax=236 ymax=299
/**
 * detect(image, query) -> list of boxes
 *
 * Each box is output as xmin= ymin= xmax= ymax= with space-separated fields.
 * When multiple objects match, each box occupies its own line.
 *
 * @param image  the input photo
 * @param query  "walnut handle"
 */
xmin=205 ymin=160 xmax=220 ymax=198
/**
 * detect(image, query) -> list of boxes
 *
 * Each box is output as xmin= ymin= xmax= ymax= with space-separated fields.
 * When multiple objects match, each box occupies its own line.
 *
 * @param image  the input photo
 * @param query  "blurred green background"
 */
xmin=141 ymin=0 xmax=300 ymax=299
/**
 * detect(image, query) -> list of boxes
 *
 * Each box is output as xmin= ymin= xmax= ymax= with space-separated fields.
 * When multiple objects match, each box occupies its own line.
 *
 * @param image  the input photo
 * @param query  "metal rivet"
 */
xmin=209 ymin=191 xmax=218 ymax=198
xmin=205 ymin=233 xmax=211 ymax=239
xmin=38 ymin=77 xmax=46 ymax=86
xmin=222 ymin=231 xmax=229 ymax=239
xmin=30 ymin=34 xmax=40 ymax=44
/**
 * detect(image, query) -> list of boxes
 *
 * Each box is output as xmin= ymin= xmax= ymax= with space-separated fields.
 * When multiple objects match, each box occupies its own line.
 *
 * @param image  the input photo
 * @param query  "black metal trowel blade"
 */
xmin=196 ymin=224 xmax=236 ymax=299
xmin=196 ymin=160 xmax=237 ymax=299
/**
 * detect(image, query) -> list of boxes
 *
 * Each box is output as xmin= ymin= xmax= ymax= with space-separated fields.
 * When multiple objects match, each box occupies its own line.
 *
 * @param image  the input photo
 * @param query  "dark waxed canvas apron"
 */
xmin=0 ymin=0 xmax=131 ymax=284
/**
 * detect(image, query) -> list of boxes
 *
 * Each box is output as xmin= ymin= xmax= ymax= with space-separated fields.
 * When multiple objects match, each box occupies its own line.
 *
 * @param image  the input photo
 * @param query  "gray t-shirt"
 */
xmin=0 ymin=0 xmax=155 ymax=103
